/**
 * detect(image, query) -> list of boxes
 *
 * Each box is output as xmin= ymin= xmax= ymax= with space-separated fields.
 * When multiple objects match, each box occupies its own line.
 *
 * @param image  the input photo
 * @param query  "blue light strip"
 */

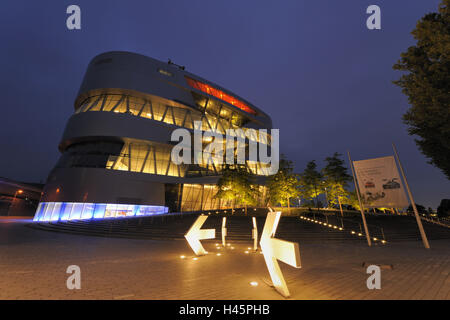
xmin=33 ymin=202 xmax=169 ymax=222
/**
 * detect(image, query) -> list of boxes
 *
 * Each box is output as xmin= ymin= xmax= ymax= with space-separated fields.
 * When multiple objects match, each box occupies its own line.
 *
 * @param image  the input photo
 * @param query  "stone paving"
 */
xmin=0 ymin=219 xmax=449 ymax=300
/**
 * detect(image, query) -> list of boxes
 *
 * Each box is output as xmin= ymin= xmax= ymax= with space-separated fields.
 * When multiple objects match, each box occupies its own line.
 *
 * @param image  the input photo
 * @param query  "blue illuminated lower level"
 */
xmin=33 ymin=202 xmax=169 ymax=222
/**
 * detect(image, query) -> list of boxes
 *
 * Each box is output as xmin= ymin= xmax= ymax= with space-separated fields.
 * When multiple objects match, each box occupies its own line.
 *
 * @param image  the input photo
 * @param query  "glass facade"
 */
xmin=35 ymin=54 xmax=274 ymax=223
xmin=106 ymin=142 xmax=273 ymax=177
xmin=33 ymin=202 xmax=168 ymax=222
xmin=75 ymin=93 xmax=270 ymax=145
xmin=180 ymin=184 xmax=268 ymax=212
xmin=56 ymin=141 xmax=124 ymax=169
xmin=66 ymin=93 xmax=274 ymax=177
xmin=180 ymin=184 xmax=225 ymax=212
xmin=55 ymin=138 xmax=272 ymax=178
xmin=106 ymin=141 xmax=186 ymax=177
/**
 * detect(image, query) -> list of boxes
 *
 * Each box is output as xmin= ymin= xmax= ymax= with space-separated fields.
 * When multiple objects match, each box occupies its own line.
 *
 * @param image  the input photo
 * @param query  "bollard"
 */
xmin=221 ymin=217 xmax=227 ymax=247
xmin=252 ymin=217 xmax=258 ymax=251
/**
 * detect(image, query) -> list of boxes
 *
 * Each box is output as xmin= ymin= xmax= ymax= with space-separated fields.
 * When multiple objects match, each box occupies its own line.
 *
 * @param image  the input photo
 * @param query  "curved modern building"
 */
xmin=34 ymin=51 xmax=273 ymax=222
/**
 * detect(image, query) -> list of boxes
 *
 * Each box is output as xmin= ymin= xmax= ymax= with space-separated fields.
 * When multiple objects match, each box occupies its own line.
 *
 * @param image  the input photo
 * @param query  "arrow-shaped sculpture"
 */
xmin=260 ymin=211 xmax=301 ymax=298
xmin=185 ymin=214 xmax=215 ymax=255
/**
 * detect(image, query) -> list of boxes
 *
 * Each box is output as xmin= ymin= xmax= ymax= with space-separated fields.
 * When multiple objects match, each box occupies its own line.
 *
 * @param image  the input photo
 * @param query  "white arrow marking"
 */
xmin=185 ymin=214 xmax=215 ymax=256
xmin=259 ymin=211 xmax=301 ymax=298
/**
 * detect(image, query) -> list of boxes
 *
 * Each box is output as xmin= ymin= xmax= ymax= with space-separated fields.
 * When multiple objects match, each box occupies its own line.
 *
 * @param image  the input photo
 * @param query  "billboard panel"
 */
xmin=353 ymin=156 xmax=409 ymax=208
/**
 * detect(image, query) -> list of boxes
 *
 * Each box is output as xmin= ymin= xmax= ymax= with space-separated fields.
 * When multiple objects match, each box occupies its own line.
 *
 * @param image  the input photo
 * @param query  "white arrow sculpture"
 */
xmin=185 ymin=214 xmax=215 ymax=256
xmin=260 ymin=211 xmax=301 ymax=298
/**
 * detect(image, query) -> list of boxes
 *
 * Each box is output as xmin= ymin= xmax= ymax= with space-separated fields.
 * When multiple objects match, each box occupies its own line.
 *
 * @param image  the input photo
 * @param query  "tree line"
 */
xmin=265 ymin=152 xmax=356 ymax=216
xmin=214 ymin=152 xmax=359 ymax=216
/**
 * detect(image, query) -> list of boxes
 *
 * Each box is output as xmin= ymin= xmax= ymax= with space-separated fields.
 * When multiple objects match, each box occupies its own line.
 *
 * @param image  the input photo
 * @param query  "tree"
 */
xmin=437 ymin=199 xmax=450 ymax=217
xmin=299 ymin=160 xmax=323 ymax=211
xmin=322 ymin=152 xmax=352 ymax=216
xmin=393 ymin=0 xmax=450 ymax=179
xmin=407 ymin=203 xmax=427 ymax=215
xmin=348 ymin=190 xmax=361 ymax=211
xmin=214 ymin=164 xmax=258 ymax=214
xmin=266 ymin=156 xmax=299 ymax=211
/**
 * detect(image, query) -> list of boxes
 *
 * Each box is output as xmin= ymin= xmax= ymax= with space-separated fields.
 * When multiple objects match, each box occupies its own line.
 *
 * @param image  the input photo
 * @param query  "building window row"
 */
xmin=109 ymin=142 xmax=273 ymax=177
xmin=33 ymin=201 xmax=168 ymax=222
xmin=185 ymin=76 xmax=257 ymax=115
xmin=56 ymin=140 xmax=273 ymax=177
xmin=180 ymin=184 xmax=268 ymax=212
xmin=75 ymin=94 xmax=270 ymax=145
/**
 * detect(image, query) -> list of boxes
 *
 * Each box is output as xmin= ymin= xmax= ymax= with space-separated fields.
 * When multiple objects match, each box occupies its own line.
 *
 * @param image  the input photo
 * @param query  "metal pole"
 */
xmin=347 ymin=151 xmax=372 ymax=246
xmin=9 ymin=190 xmax=18 ymax=215
xmin=392 ymin=143 xmax=430 ymax=249
xmin=314 ymin=183 xmax=320 ymax=216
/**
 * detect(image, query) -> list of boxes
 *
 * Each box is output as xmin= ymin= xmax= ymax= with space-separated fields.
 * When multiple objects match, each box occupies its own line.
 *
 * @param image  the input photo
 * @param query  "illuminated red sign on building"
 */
xmin=185 ymin=76 xmax=257 ymax=115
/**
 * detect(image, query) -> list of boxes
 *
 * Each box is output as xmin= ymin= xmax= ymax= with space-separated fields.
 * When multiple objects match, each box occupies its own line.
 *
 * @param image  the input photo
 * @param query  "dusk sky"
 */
xmin=0 ymin=0 xmax=448 ymax=208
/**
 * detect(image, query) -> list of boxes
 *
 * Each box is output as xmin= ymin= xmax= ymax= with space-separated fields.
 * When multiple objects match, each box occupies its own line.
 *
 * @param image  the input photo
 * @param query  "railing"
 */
xmin=420 ymin=216 xmax=450 ymax=229
xmin=300 ymin=211 xmax=387 ymax=241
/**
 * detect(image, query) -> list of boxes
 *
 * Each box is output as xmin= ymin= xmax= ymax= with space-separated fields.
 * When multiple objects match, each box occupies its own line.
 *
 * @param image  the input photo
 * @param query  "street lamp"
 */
xmin=9 ymin=189 xmax=24 ymax=214
xmin=13 ymin=189 xmax=23 ymax=200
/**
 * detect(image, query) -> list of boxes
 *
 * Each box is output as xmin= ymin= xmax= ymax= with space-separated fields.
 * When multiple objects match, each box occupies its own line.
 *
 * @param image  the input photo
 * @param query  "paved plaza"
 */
xmin=0 ymin=218 xmax=449 ymax=300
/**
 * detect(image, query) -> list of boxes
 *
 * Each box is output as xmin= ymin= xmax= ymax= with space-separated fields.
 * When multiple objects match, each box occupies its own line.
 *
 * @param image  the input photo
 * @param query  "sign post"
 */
xmin=392 ymin=143 xmax=430 ymax=249
xmin=348 ymin=151 xmax=372 ymax=247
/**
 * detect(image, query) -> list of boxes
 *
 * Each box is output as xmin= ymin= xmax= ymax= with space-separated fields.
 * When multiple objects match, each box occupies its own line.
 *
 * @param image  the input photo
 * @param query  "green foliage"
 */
xmin=214 ymin=164 xmax=259 ymax=207
xmin=300 ymin=200 xmax=323 ymax=208
xmin=407 ymin=203 xmax=428 ymax=214
xmin=299 ymin=160 xmax=323 ymax=202
xmin=437 ymin=199 xmax=450 ymax=217
xmin=393 ymin=0 xmax=450 ymax=179
xmin=322 ymin=152 xmax=352 ymax=207
xmin=266 ymin=156 xmax=299 ymax=207
xmin=348 ymin=190 xmax=361 ymax=211
xmin=326 ymin=184 xmax=349 ymax=206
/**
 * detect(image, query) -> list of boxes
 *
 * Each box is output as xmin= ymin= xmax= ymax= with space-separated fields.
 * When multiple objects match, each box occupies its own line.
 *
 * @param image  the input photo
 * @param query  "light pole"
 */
xmin=9 ymin=189 xmax=24 ymax=215
xmin=13 ymin=189 xmax=24 ymax=200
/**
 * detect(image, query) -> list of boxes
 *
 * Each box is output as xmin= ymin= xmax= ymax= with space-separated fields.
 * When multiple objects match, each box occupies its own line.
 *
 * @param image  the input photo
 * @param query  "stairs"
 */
xmin=27 ymin=212 xmax=450 ymax=243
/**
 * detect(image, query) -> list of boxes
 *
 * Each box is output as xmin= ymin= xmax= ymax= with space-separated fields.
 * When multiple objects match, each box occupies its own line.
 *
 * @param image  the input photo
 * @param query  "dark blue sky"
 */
xmin=0 ymin=0 xmax=448 ymax=208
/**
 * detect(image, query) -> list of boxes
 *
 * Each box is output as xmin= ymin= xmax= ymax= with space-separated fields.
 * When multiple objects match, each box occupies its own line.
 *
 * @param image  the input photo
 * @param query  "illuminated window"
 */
xmin=180 ymin=184 xmax=233 ymax=212
xmin=104 ymin=204 xmax=117 ymax=218
xmin=33 ymin=202 xmax=168 ymax=222
xmin=69 ymin=93 xmax=271 ymax=177
xmin=60 ymin=203 xmax=73 ymax=220
xmin=75 ymin=94 xmax=268 ymax=144
xmin=69 ymin=203 xmax=84 ymax=220
xmin=50 ymin=203 xmax=62 ymax=221
xmin=42 ymin=203 xmax=54 ymax=221
xmin=185 ymin=76 xmax=257 ymax=115
xmin=81 ymin=203 xmax=95 ymax=219
xmin=93 ymin=204 xmax=107 ymax=219
xmin=158 ymin=69 xmax=173 ymax=77
xmin=33 ymin=203 xmax=45 ymax=221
